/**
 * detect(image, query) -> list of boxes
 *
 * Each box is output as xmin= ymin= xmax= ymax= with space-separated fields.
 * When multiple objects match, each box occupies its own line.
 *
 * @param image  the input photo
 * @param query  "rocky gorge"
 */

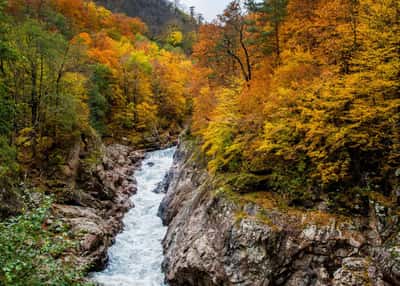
xmin=159 ymin=141 xmax=400 ymax=286
xmin=49 ymin=142 xmax=145 ymax=272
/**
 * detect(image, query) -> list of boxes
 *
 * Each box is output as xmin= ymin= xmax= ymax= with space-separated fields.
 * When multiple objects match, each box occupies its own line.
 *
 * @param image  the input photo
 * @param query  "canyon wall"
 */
xmin=160 ymin=141 xmax=400 ymax=286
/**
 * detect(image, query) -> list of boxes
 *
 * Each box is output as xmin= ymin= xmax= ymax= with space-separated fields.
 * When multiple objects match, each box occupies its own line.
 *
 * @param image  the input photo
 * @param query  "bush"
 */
xmin=0 ymin=136 xmax=19 ymax=187
xmin=0 ymin=197 xmax=90 ymax=286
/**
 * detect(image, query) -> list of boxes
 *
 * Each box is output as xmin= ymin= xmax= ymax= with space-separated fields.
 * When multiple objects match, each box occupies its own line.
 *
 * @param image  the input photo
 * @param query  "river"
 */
xmin=92 ymin=147 xmax=176 ymax=286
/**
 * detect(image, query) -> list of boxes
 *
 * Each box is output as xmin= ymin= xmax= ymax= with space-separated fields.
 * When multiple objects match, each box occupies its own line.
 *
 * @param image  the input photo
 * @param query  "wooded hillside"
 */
xmin=0 ymin=0 xmax=398 ymax=284
xmin=191 ymin=0 xmax=399 ymax=213
xmin=95 ymin=0 xmax=198 ymax=51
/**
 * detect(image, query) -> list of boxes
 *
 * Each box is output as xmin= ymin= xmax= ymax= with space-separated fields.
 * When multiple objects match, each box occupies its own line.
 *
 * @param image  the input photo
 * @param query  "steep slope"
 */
xmin=160 ymin=141 xmax=400 ymax=286
xmin=95 ymin=0 xmax=195 ymax=36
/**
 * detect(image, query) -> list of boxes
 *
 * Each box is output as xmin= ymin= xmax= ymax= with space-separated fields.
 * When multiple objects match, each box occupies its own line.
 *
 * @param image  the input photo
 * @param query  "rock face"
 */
xmin=160 ymin=142 xmax=400 ymax=286
xmin=51 ymin=144 xmax=144 ymax=271
xmin=0 ymin=188 xmax=23 ymax=220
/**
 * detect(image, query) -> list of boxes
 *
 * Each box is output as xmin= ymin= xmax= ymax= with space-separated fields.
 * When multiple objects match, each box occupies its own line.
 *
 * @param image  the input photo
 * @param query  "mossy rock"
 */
xmin=328 ymin=187 xmax=370 ymax=215
xmin=225 ymin=173 xmax=270 ymax=193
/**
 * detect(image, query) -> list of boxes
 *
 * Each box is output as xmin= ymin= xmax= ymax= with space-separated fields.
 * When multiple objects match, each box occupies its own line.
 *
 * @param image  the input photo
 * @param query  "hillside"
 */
xmin=95 ymin=0 xmax=197 ymax=37
xmin=0 ymin=0 xmax=398 ymax=285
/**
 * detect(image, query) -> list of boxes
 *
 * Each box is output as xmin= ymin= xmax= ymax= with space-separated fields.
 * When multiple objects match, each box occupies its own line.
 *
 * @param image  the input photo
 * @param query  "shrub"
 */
xmin=0 ymin=197 xmax=90 ymax=286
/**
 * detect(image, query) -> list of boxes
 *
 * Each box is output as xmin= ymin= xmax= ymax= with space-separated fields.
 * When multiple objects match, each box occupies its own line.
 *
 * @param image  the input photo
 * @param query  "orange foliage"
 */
xmin=191 ymin=0 xmax=400 ymax=206
xmin=50 ymin=0 xmax=147 ymax=38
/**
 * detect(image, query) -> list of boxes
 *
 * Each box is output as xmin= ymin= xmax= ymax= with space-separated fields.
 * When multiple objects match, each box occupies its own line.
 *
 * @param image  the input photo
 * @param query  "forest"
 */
xmin=0 ymin=0 xmax=192 ymax=284
xmin=191 ymin=0 xmax=399 ymax=213
xmin=0 ymin=0 xmax=193 ymax=184
xmin=0 ymin=0 xmax=399 ymax=285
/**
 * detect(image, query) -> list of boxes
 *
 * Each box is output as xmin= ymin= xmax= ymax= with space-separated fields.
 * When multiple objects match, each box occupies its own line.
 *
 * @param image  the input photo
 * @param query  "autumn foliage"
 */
xmin=191 ymin=0 xmax=399 ymax=212
xmin=0 ymin=0 xmax=398 ymax=213
xmin=0 ymin=0 xmax=192 ymax=176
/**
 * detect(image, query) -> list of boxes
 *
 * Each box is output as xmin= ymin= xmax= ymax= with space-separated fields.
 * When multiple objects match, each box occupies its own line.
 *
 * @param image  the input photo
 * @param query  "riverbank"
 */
xmin=160 ymin=140 xmax=400 ymax=286
xmin=51 ymin=144 xmax=145 ymax=272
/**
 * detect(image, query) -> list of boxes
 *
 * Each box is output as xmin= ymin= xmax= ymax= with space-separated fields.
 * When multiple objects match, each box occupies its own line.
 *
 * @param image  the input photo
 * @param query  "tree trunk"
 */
xmin=239 ymin=25 xmax=252 ymax=81
xmin=31 ymin=66 xmax=38 ymax=158
xmin=54 ymin=44 xmax=70 ymax=142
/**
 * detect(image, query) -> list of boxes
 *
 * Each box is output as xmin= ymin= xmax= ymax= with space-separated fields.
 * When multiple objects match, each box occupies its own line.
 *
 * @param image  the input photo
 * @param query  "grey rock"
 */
xmin=161 ymin=142 xmax=400 ymax=286
xmin=51 ymin=143 xmax=145 ymax=271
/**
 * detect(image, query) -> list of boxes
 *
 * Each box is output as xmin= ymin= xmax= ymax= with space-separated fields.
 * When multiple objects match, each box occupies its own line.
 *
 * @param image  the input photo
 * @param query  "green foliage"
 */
xmin=0 ymin=136 xmax=19 ymax=187
xmin=327 ymin=186 xmax=370 ymax=215
xmin=0 ymin=84 xmax=13 ymax=137
xmin=246 ymin=0 xmax=288 ymax=57
xmin=0 ymin=0 xmax=13 ymax=62
xmin=89 ymin=87 xmax=109 ymax=135
xmin=44 ymin=78 xmax=88 ymax=142
xmin=225 ymin=173 xmax=270 ymax=193
xmin=14 ymin=19 xmax=67 ymax=66
xmin=1 ymin=0 xmax=192 ymax=154
xmin=0 ymin=198 xmax=90 ymax=286
xmin=129 ymin=50 xmax=152 ymax=74
xmin=89 ymin=64 xmax=112 ymax=135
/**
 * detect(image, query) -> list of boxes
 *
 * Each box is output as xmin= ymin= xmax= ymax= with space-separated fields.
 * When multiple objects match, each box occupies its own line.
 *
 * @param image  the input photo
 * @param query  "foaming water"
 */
xmin=92 ymin=147 xmax=176 ymax=286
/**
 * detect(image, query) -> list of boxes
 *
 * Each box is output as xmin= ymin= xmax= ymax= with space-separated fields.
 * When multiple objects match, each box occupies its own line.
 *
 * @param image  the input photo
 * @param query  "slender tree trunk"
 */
xmin=12 ymin=68 xmax=20 ymax=146
xmin=133 ymin=73 xmax=138 ymax=124
xmin=0 ymin=59 xmax=4 ymax=75
xmin=227 ymin=48 xmax=250 ymax=82
xmin=31 ymin=65 xmax=38 ymax=158
xmin=38 ymin=55 xmax=44 ymax=138
xmin=53 ymin=44 xmax=70 ymax=143
xmin=239 ymin=25 xmax=252 ymax=81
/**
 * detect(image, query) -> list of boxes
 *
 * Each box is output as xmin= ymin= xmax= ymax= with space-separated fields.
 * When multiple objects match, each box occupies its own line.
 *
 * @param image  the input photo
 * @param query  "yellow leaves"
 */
xmin=72 ymin=13 xmax=192 ymax=137
xmin=317 ymin=159 xmax=351 ymax=186
xmin=96 ymin=6 xmax=112 ymax=22
xmin=16 ymin=128 xmax=34 ymax=147
xmin=200 ymin=85 xmax=242 ymax=173
xmin=63 ymin=72 xmax=87 ymax=96
xmin=192 ymin=86 xmax=216 ymax=134
xmin=167 ymin=30 xmax=184 ymax=47
xmin=136 ymin=102 xmax=158 ymax=130
xmin=252 ymin=19 xmax=398 ymax=186
xmin=117 ymin=38 xmax=134 ymax=56
xmin=62 ymin=71 xmax=88 ymax=102
xmin=188 ymin=0 xmax=398 ymax=202
xmin=87 ymin=2 xmax=112 ymax=26
xmin=128 ymin=50 xmax=152 ymax=74
xmin=274 ymin=49 xmax=321 ymax=89
xmin=152 ymin=50 xmax=192 ymax=122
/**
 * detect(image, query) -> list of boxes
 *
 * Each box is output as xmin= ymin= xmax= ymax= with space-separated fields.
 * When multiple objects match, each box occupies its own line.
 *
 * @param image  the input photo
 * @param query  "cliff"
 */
xmin=160 ymin=141 xmax=400 ymax=286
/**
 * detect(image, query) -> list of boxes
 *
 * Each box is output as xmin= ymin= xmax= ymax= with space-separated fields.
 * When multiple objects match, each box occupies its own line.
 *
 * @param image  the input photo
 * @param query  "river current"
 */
xmin=92 ymin=147 xmax=176 ymax=286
